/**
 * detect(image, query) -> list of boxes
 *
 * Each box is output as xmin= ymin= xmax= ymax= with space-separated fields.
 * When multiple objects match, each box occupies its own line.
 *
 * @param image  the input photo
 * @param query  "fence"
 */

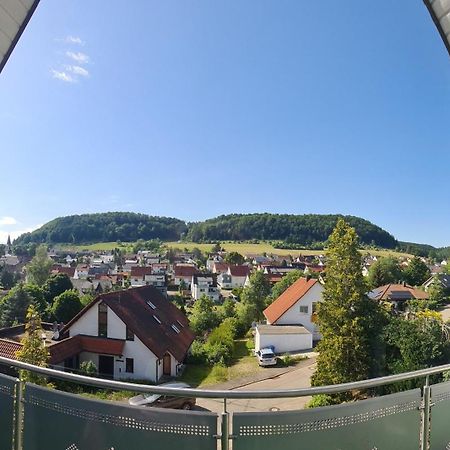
xmin=2 ymin=356 xmax=450 ymax=450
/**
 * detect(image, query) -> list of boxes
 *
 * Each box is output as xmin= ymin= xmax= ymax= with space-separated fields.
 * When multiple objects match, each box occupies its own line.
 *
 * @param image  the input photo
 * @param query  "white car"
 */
xmin=256 ymin=347 xmax=277 ymax=366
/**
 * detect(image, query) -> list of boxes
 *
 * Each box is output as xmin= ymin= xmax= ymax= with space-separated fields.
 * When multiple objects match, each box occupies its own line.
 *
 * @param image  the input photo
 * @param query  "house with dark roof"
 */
xmin=227 ymin=265 xmax=251 ymax=288
xmin=130 ymin=266 xmax=167 ymax=295
xmin=368 ymin=283 xmax=429 ymax=310
xmin=0 ymin=286 xmax=195 ymax=383
xmin=173 ymin=264 xmax=198 ymax=288
xmin=255 ymin=277 xmax=324 ymax=354
xmin=191 ymin=273 xmax=220 ymax=302
xmin=423 ymin=274 xmax=450 ymax=293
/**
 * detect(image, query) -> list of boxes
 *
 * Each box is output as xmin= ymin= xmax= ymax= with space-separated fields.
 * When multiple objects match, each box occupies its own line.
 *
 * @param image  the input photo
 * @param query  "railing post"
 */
xmin=221 ymin=398 xmax=229 ymax=450
xmin=14 ymin=380 xmax=24 ymax=450
xmin=420 ymin=375 xmax=431 ymax=450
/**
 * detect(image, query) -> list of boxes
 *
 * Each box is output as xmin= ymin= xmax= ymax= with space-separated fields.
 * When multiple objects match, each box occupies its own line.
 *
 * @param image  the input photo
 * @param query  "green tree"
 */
xmin=384 ymin=311 xmax=447 ymax=379
xmin=0 ymin=283 xmax=46 ymax=327
xmin=15 ymin=305 xmax=49 ymax=384
xmin=44 ymin=273 xmax=73 ymax=304
xmin=211 ymin=242 xmax=222 ymax=253
xmin=268 ymin=270 xmax=302 ymax=302
xmin=312 ymin=219 xmax=386 ymax=400
xmin=51 ymin=290 xmax=83 ymax=323
xmin=403 ymin=257 xmax=431 ymax=286
xmin=26 ymin=244 xmax=53 ymax=286
xmin=220 ymin=298 xmax=236 ymax=319
xmin=240 ymin=270 xmax=271 ymax=321
xmin=0 ymin=267 xmax=18 ymax=290
xmin=189 ymin=295 xmax=220 ymax=336
xmin=367 ymin=257 xmax=403 ymax=289
xmin=224 ymin=252 xmax=245 ymax=265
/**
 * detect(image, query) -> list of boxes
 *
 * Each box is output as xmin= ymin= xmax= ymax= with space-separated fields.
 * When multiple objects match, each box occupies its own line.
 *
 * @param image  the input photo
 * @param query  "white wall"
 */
xmin=255 ymin=329 xmax=312 ymax=353
xmin=271 ymin=282 xmax=323 ymax=340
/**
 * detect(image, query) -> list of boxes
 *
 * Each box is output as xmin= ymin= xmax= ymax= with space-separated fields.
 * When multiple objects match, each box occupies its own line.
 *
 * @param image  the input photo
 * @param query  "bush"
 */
xmin=187 ymin=340 xmax=207 ymax=364
xmin=306 ymin=394 xmax=337 ymax=408
xmin=278 ymin=354 xmax=307 ymax=367
xmin=204 ymin=342 xmax=232 ymax=365
xmin=209 ymin=364 xmax=228 ymax=383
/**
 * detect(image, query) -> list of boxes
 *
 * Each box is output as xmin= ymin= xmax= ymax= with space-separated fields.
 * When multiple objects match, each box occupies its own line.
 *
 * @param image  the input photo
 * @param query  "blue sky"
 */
xmin=0 ymin=1 xmax=449 ymax=246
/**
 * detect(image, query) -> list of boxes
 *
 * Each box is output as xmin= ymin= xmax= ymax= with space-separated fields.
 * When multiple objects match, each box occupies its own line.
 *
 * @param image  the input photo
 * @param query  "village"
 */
xmin=1 ymin=234 xmax=449 ymax=405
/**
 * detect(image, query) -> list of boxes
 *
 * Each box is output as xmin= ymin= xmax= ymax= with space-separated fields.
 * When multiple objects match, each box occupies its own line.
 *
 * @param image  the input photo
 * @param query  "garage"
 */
xmin=255 ymin=324 xmax=312 ymax=354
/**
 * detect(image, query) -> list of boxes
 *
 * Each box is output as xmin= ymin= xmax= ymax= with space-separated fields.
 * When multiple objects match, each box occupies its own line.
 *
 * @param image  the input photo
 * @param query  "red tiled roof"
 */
xmin=213 ymin=262 xmax=229 ymax=273
xmin=0 ymin=339 xmax=22 ymax=359
xmin=51 ymin=266 xmax=76 ymax=277
xmin=229 ymin=265 xmax=250 ymax=277
xmin=63 ymin=286 xmax=195 ymax=362
xmin=130 ymin=266 xmax=152 ymax=277
xmin=174 ymin=265 xmax=198 ymax=278
xmin=264 ymin=277 xmax=318 ymax=324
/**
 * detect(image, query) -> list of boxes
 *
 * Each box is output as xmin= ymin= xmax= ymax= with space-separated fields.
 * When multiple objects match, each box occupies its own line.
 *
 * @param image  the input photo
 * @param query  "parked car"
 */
xmin=128 ymin=382 xmax=196 ymax=410
xmin=256 ymin=347 xmax=277 ymax=366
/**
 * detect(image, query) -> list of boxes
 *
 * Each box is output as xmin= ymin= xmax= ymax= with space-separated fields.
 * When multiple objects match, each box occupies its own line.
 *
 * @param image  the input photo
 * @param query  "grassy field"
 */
xmin=58 ymin=240 xmax=412 ymax=258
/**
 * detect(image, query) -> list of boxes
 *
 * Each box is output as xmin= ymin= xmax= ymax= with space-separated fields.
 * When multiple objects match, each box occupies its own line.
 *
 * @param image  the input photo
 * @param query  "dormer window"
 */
xmin=153 ymin=315 xmax=161 ymax=324
xmin=147 ymin=301 xmax=156 ymax=309
xmin=171 ymin=324 xmax=180 ymax=334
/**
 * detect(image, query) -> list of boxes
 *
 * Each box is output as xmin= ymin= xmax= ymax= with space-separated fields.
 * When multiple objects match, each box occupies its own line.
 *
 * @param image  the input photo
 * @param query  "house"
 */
xmin=217 ymin=272 xmax=233 ymax=289
xmin=423 ymin=274 xmax=450 ymax=292
xmin=0 ymin=286 xmax=195 ymax=383
xmin=255 ymin=277 xmax=324 ymax=353
xmin=173 ymin=264 xmax=198 ymax=288
xmin=191 ymin=274 xmax=220 ymax=302
xmin=368 ymin=283 xmax=429 ymax=310
xmin=74 ymin=264 xmax=89 ymax=279
xmin=228 ymin=265 xmax=251 ymax=288
xmin=212 ymin=262 xmax=229 ymax=274
xmin=51 ymin=265 xmax=76 ymax=278
xmin=130 ymin=266 xmax=167 ymax=296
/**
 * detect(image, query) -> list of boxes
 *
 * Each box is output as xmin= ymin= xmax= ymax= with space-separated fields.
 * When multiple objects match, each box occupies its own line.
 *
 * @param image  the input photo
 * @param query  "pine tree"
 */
xmin=311 ymin=219 xmax=385 ymax=400
xmin=15 ymin=305 xmax=49 ymax=384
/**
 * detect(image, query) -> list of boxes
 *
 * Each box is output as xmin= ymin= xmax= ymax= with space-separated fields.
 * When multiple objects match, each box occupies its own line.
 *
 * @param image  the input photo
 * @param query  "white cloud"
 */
xmin=68 ymin=65 xmax=89 ymax=77
xmin=0 ymin=217 xmax=17 ymax=226
xmin=51 ymin=69 xmax=77 ymax=83
xmin=65 ymin=35 xmax=84 ymax=45
xmin=66 ymin=51 xmax=89 ymax=64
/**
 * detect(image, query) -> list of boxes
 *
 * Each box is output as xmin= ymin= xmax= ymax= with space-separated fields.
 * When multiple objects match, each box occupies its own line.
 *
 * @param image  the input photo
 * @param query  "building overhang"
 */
xmin=423 ymin=0 xmax=450 ymax=56
xmin=0 ymin=0 xmax=40 ymax=74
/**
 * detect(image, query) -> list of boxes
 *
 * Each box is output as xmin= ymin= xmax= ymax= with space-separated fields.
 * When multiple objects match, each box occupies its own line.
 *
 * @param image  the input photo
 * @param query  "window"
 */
xmin=126 ymin=358 xmax=134 ymax=373
xmin=299 ymin=305 xmax=308 ymax=314
xmin=98 ymin=302 xmax=107 ymax=337
xmin=146 ymin=300 xmax=156 ymax=309
xmin=153 ymin=315 xmax=161 ymax=324
xmin=176 ymin=320 xmax=184 ymax=328
xmin=171 ymin=324 xmax=180 ymax=334
xmin=126 ymin=326 xmax=134 ymax=341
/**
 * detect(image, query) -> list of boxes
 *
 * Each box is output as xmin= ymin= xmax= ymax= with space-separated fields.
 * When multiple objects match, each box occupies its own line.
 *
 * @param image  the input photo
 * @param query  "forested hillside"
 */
xmin=14 ymin=213 xmax=187 ymax=245
xmin=186 ymin=214 xmax=398 ymax=248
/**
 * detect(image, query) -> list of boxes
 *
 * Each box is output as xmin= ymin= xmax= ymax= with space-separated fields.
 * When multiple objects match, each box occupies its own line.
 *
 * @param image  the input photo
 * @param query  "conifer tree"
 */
xmin=15 ymin=305 xmax=49 ymax=384
xmin=312 ymin=219 xmax=385 ymax=400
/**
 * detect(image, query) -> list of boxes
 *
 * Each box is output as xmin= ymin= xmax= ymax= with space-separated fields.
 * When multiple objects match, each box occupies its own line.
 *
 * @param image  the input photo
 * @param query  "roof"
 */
xmin=0 ymin=0 xmax=40 ymax=74
xmin=50 ymin=335 xmax=125 ymax=364
xmin=130 ymin=266 xmax=152 ymax=277
xmin=51 ymin=266 xmax=76 ymax=277
xmin=369 ymin=284 xmax=429 ymax=301
xmin=174 ymin=265 xmax=198 ymax=278
xmin=423 ymin=0 xmax=450 ymax=56
xmin=229 ymin=265 xmax=250 ymax=277
xmin=264 ymin=277 xmax=319 ymax=324
xmin=213 ymin=262 xmax=229 ymax=273
xmin=63 ymin=286 xmax=195 ymax=361
xmin=256 ymin=324 xmax=311 ymax=335
xmin=424 ymin=274 xmax=450 ymax=289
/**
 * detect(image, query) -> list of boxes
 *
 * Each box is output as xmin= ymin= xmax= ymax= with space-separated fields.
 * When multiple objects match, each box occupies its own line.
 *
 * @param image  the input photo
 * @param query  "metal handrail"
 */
xmin=1 ymin=355 xmax=450 ymax=399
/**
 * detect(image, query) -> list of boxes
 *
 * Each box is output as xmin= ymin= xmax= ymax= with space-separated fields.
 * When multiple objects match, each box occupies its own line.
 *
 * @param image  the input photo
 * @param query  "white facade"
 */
xmin=255 ymin=325 xmax=312 ymax=354
xmin=191 ymin=275 xmax=220 ymax=302
xmin=268 ymin=282 xmax=323 ymax=340
xmin=67 ymin=303 xmax=178 ymax=381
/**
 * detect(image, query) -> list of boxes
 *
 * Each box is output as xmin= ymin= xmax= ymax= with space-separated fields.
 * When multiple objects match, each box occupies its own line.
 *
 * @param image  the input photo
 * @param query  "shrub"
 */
xmin=209 ymin=364 xmax=228 ymax=383
xmin=306 ymin=394 xmax=337 ymax=408
xmin=204 ymin=342 xmax=232 ymax=365
xmin=187 ymin=340 xmax=207 ymax=364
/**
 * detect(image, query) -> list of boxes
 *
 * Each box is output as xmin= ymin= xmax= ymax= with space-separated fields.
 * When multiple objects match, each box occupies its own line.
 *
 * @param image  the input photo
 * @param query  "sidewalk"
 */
xmin=207 ymin=355 xmax=317 ymax=391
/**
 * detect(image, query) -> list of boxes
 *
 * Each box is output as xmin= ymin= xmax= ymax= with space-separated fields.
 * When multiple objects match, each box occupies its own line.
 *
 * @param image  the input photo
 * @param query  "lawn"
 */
xmin=180 ymin=339 xmax=260 ymax=387
xmin=57 ymin=240 xmax=412 ymax=258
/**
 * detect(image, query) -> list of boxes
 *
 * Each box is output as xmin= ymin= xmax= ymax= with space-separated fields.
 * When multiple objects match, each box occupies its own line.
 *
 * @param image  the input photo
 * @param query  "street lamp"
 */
xmin=423 ymin=0 xmax=450 ymax=56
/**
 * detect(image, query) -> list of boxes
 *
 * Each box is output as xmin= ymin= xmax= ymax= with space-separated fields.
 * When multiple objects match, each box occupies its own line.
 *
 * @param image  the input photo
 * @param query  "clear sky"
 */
xmin=0 ymin=1 xmax=449 ymax=247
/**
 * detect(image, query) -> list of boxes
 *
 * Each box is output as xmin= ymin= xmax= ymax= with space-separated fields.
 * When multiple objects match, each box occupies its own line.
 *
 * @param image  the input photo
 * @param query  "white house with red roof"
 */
xmin=255 ymin=277 xmax=324 ymax=353
xmin=228 ymin=265 xmax=251 ymax=288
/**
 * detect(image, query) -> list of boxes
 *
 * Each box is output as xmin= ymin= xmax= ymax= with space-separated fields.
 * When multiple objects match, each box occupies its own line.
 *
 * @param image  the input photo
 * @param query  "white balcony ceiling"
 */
xmin=0 ymin=0 xmax=40 ymax=73
xmin=424 ymin=0 xmax=450 ymax=55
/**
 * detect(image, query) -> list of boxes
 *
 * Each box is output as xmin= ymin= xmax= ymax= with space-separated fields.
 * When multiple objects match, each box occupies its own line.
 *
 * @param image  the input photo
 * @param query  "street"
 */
xmin=196 ymin=357 xmax=316 ymax=413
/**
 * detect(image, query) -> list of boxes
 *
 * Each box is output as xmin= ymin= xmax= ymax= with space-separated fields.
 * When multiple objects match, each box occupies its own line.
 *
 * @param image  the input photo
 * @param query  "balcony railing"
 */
xmin=1 ymin=355 xmax=450 ymax=450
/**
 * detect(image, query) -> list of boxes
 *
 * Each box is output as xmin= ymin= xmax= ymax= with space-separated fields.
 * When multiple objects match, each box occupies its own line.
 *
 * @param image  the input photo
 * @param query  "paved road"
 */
xmin=440 ymin=304 xmax=450 ymax=322
xmin=197 ymin=358 xmax=316 ymax=413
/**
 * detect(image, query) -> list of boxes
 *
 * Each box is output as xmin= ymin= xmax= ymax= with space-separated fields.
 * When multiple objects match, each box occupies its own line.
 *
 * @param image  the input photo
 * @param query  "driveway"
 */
xmin=196 ymin=357 xmax=316 ymax=413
